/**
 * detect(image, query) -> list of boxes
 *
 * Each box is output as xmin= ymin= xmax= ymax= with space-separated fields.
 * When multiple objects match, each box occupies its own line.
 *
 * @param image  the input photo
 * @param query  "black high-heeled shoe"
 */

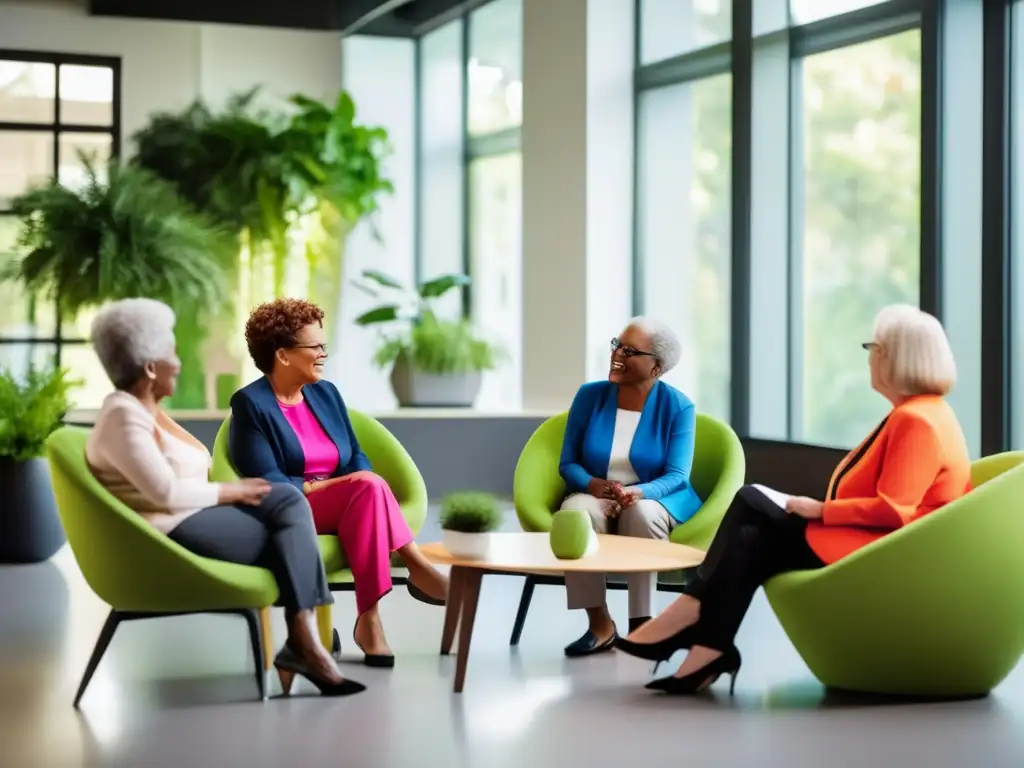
xmin=614 ymin=624 xmax=697 ymax=662
xmin=354 ymin=616 xmax=395 ymax=668
xmin=645 ymin=646 xmax=742 ymax=696
xmin=275 ymin=656 xmax=366 ymax=697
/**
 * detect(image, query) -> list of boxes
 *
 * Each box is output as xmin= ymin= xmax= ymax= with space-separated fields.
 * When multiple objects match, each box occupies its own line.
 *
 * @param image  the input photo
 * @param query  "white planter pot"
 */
xmin=442 ymin=530 xmax=491 ymax=560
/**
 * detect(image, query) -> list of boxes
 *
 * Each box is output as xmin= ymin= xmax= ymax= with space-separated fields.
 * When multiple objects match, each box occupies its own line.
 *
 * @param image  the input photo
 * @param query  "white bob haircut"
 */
xmin=625 ymin=316 xmax=683 ymax=375
xmin=872 ymin=304 xmax=956 ymax=397
xmin=91 ymin=298 xmax=177 ymax=390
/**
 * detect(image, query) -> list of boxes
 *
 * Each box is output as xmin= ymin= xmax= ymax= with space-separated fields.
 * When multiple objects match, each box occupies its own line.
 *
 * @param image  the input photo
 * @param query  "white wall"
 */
xmin=198 ymin=24 xmax=341 ymax=111
xmin=0 ymin=0 xmax=343 ymax=147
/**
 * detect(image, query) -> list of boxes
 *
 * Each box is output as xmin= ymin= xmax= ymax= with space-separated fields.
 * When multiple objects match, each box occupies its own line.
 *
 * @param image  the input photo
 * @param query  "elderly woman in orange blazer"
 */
xmin=616 ymin=304 xmax=971 ymax=695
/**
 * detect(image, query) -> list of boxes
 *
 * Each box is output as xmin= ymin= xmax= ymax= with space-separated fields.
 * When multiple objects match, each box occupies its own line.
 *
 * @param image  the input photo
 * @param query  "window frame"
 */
xmin=0 ymin=48 xmax=122 ymax=367
xmin=412 ymin=0 xmax=522 ymax=318
xmin=631 ymin=0 xmax=996 ymax=452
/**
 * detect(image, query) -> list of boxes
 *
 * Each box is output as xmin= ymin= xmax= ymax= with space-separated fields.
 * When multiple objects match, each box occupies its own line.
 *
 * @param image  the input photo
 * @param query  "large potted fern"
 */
xmin=353 ymin=271 xmax=503 ymax=407
xmin=1 ymin=158 xmax=236 ymax=408
xmin=0 ymin=365 xmax=79 ymax=563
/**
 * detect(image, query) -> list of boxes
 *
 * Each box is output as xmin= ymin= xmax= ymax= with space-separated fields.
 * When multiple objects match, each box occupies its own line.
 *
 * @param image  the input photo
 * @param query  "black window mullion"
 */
xmin=730 ymin=0 xmax=754 ymax=435
xmin=981 ymin=0 xmax=1012 ymax=455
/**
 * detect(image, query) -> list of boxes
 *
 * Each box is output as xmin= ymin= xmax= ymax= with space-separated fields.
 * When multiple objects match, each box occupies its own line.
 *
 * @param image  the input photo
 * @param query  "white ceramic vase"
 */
xmin=442 ymin=530 xmax=491 ymax=560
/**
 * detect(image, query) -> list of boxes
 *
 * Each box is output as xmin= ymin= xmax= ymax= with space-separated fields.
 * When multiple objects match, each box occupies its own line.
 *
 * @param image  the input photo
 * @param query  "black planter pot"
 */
xmin=0 ymin=457 xmax=66 ymax=564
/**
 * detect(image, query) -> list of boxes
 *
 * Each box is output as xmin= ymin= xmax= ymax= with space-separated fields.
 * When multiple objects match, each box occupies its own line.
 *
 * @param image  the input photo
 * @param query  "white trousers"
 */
xmin=560 ymin=493 xmax=676 ymax=618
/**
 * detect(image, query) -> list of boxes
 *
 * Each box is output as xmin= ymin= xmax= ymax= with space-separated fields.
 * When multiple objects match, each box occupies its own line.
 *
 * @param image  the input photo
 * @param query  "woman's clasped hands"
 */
xmin=586 ymin=478 xmax=645 ymax=518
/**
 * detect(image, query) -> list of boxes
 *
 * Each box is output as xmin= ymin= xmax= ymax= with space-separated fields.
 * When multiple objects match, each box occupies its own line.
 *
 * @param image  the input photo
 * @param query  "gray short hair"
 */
xmin=626 ymin=316 xmax=682 ymax=374
xmin=91 ymin=299 xmax=177 ymax=390
xmin=873 ymin=304 xmax=956 ymax=397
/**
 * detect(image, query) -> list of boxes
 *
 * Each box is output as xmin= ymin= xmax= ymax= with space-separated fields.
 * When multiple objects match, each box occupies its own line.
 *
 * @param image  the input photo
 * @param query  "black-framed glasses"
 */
xmin=293 ymin=343 xmax=328 ymax=355
xmin=611 ymin=337 xmax=658 ymax=359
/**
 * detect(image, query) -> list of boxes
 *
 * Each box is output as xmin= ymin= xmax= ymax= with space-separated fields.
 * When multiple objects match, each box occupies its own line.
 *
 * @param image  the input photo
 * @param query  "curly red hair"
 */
xmin=244 ymin=298 xmax=325 ymax=374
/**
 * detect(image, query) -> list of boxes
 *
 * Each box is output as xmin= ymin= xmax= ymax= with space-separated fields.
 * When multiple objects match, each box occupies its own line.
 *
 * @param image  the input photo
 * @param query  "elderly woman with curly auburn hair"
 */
xmin=229 ymin=298 xmax=449 ymax=670
xmin=558 ymin=317 xmax=704 ymax=659
xmin=85 ymin=299 xmax=363 ymax=697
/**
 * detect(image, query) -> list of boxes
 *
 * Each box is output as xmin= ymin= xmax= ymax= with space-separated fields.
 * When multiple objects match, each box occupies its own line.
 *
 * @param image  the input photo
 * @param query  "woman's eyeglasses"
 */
xmin=611 ymin=338 xmax=658 ymax=359
xmin=293 ymin=343 xmax=328 ymax=355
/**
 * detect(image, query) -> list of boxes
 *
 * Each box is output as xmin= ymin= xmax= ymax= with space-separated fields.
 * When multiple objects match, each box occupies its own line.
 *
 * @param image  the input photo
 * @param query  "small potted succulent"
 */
xmin=439 ymin=491 xmax=503 ymax=560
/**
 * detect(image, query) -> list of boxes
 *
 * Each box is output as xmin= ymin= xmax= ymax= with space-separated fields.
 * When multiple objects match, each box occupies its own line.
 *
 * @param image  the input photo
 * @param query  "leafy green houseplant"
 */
xmin=439 ymin=491 xmax=503 ymax=559
xmin=0 ymin=365 xmax=80 ymax=563
xmin=1 ymin=159 xmax=236 ymax=409
xmin=353 ymin=271 xmax=504 ymax=408
xmin=132 ymin=89 xmax=393 ymax=339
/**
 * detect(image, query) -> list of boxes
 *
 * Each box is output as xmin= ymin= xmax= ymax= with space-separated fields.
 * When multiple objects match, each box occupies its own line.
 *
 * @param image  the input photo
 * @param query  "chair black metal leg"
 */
xmin=74 ymin=609 xmax=121 ymax=709
xmin=509 ymin=576 xmax=537 ymax=646
xmin=241 ymin=609 xmax=266 ymax=701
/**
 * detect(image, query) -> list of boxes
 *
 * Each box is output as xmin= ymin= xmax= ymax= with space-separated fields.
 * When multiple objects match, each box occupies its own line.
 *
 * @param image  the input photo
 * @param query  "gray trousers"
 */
xmin=561 ymin=493 xmax=676 ymax=618
xmin=169 ymin=483 xmax=333 ymax=617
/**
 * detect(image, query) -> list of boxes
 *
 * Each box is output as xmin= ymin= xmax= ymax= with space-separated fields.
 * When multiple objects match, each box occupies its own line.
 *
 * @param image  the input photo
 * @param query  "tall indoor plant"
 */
xmin=1 ymin=158 xmax=236 ymax=408
xmin=0 ymin=365 xmax=79 ymax=563
xmin=353 ymin=270 xmax=503 ymax=407
xmin=132 ymin=88 xmax=393 ymax=333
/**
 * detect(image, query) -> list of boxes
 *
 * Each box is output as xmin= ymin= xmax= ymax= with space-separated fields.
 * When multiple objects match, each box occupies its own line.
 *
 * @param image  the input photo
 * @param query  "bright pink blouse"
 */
xmin=278 ymin=399 xmax=340 ymax=481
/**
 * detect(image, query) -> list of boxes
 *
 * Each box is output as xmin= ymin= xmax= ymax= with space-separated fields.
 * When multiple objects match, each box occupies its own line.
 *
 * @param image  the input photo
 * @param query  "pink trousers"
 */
xmin=307 ymin=472 xmax=414 ymax=614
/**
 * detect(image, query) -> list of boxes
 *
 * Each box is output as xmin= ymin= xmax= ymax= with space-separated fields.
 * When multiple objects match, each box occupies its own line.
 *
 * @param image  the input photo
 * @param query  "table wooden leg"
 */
xmin=440 ymin=566 xmax=466 ymax=655
xmin=453 ymin=569 xmax=483 ymax=694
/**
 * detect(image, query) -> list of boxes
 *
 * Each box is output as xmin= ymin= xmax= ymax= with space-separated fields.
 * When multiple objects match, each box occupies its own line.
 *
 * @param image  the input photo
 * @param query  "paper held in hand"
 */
xmin=751 ymin=484 xmax=792 ymax=510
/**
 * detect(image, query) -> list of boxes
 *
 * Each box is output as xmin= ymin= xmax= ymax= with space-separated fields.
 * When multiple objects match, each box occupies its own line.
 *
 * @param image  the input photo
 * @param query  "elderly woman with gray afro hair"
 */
xmin=557 ymin=316 xmax=703 ymax=658
xmin=85 ymin=298 xmax=364 ymax=696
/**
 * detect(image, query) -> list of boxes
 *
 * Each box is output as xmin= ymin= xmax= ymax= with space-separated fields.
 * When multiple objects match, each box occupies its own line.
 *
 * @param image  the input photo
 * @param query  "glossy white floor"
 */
xmin=2 ymin=507 xmax=1023 ymax=767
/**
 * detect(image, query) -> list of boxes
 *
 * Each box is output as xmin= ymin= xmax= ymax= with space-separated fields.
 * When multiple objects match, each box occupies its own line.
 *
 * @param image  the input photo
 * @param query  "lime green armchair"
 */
xmin=508 ymin=411 xmax=745 ymax=643
xmin=211 ymin=410 xmax=428 ymax=654
xmin=46 ymin=426 xmax=278 ymax=707
xmin=765 ymin=452 xmax=1024 ymax=697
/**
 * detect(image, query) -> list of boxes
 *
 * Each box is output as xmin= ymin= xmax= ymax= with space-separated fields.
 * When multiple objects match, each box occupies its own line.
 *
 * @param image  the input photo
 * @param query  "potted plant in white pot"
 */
xmin=0 ymin=364 xmax=80 ymax=563
xmin=439 ymin=491 xmax=503 ymax=560
xmin=353 ymin=271 xmax=504 ymax=408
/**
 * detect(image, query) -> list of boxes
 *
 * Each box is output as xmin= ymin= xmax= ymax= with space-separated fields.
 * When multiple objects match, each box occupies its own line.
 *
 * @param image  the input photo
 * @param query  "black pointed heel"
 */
xmin=274 ymin=657 xmax=366 ymax=697
xmin=614 ymin=625 xmax=696 ymax=662
xmin=645 ymin=646 xmax=742 ymax=696
xmin=354 ymin=616 xmax=396 ymax=668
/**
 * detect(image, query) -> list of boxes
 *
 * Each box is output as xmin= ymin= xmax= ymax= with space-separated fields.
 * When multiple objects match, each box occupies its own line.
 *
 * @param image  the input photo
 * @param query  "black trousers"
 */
xmin=169 ymin=484 xmax=333 ymax=618
xmin=687 ymin=484 xmax=824 ymax=651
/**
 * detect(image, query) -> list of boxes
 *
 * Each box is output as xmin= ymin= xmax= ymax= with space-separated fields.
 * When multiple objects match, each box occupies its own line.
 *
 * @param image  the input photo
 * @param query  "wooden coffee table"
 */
xmin=419 ymin=532 xmax=704 ymax=693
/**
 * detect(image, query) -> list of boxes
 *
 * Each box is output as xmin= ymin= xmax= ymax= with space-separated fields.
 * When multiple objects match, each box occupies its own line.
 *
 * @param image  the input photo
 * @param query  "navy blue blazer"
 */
xmin=558 ymin=380 xmax=703 ymax=523
xmin=228 ymin=377 xmax=371 ymax=491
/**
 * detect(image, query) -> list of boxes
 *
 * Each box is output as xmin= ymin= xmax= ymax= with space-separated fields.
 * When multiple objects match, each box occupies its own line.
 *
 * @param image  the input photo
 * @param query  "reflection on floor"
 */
xmin=2 ymin=506 xmax=1023 ymax=767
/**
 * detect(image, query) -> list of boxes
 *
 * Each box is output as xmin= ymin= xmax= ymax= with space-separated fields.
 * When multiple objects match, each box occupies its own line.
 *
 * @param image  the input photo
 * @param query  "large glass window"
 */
xmin=639 ymin=0 xmax=731 ymax=64
xmin=418 ymin=19 xmax=465 ymax=318
xmin=467 ymin=0 xmax=523 ymax=136
xmin=0 ymin=54 xmax=119 ymax=410
xmin=1012 ymin=0 xmax=1024 ymax=449
xmin=790 ymin=0 xmax=890 ymax=26
xmin=637 ymin=74 xmax=732 ymax=421
xmin=468 ymin=152 xmax=522 ymax=408
xmin=796 ymin=30 xmax=922 ymax=447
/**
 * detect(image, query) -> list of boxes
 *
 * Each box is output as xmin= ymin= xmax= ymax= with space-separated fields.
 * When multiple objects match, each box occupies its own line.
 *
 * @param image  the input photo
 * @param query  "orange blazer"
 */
xmin=805 ymin=394 xmax=971 ymax=564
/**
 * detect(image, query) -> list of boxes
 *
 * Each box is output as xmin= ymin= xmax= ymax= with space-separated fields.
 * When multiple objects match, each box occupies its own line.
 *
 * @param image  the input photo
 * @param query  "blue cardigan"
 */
xmin=559 ymin=380 xmax=702 ymax=524
xmin=228 ymin=377 xmax=371 ymax=491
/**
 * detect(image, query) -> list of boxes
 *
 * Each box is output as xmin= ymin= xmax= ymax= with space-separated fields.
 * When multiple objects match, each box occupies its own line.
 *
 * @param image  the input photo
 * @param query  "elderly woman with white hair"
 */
xmin=616 ymin=304 xmax=971 ymax=696
xmin=85 ymin=298 xmax=364 ymax=697
xmin=558 ymin=317 xmax=703 ymax=658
